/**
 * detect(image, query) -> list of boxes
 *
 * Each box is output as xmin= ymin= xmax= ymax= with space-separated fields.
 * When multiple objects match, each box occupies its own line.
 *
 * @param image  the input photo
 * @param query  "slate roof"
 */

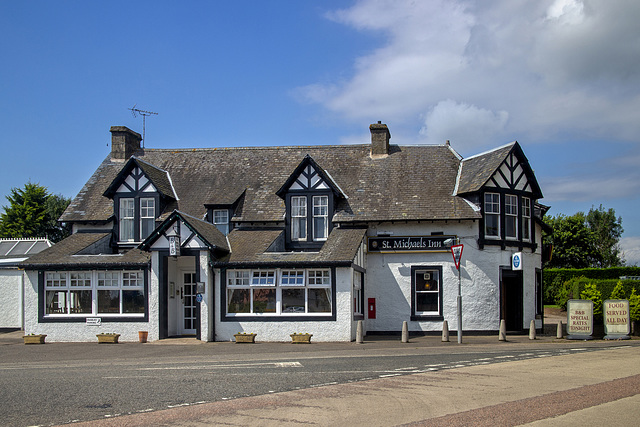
xmin=20 ymin=233 xmax=150 ymax=270
xmin=140 ymin=210 xmax=229 ymax=255
xmin=213 ymin=227 xmax=367 ymax=267
xmin=455 ymin=142 xmax=516 ymax=195
xmin=61 ymin=143 xmax=481 ymax=225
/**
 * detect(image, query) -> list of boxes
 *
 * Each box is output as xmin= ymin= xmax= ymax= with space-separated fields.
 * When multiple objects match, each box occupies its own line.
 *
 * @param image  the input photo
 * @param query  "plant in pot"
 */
xmin=234 ymin=332 xmax=257 ymax=343
xmin=23 ymin=333 xmax=47 ymax=344
xmin=96 ymin=333 xmax=120 ymax=344
xmin=290 ymin=332 xmax=313 ymax=343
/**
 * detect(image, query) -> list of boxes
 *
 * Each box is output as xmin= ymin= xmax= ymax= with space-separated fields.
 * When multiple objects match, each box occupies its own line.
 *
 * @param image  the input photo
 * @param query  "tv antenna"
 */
xmin=129 ymin=104 xmax=158 ymax=148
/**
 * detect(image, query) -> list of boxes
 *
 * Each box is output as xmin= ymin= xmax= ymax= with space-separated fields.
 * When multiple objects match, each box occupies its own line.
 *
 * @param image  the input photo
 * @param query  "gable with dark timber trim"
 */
xmin=276 ymin=155 xmax=346 ymax=199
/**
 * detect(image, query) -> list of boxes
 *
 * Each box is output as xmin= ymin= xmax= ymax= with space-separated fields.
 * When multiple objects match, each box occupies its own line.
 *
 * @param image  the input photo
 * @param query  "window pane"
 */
xmin=251 ymin=271 xmax=275 ymax=286
xmin=313 ymin=196 xmax=328 ymax=240
xmin=505 ymin=216 xmax=517 ymax=238
xmin=214 ymin=209 xmax=230 ymax=235
xmin=98 ymin=271 xmax=119 ymax=287
xmin=416 ymin=293 xmax=439 ymax=312
xmin=69 ymin=290 xmax=92 ymax=313
xmin=228 ymin=270 xmax=250 ymax=286
xmin=46 ymin=272 xmax=67 ymax=287
xmin=485 ymin=214 xmax=499 ymax=237
xmin=308 ymin=270 xmax=330 ymax=286
xmin=70 ymin=272 xmax=91 ymax=287
xmin=282 ymin=288 xmax=305 ymax=313
xmin=123 ymin=290 xmax=145 ymax=313
xmin=415 ymin=270 xmax=439 ymax=291
xmin=227 ymin=289 xmax=250 ymax=313
xmin=98 ymin=290 xmax=120 ymax=313
xmin=281 ymin=270 xmax=305 ymax=286
xmin=308 ymin=288 xmax=331 ymax=313
xmin=46 ymin=291 xmax=67 ymax=314
xmin=123 ymin=271 xmax=143 ymax=287
xmin=253 ymin=288 xmax=276 ymax=313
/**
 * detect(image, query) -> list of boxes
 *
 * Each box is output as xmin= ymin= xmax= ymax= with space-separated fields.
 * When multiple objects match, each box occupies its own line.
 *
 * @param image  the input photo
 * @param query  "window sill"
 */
xmin=410 ymin=315 xmax=444 ymax=321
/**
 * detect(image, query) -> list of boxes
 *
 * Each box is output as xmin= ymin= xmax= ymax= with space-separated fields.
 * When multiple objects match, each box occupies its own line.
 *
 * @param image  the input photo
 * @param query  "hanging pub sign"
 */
xmin=368 ymin=235 xmax=456 ymax=253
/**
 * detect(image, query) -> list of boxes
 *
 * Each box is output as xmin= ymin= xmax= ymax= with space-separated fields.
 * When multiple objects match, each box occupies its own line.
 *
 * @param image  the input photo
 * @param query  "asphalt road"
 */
xmin=1 ymin=330 xmax=638 ymax=426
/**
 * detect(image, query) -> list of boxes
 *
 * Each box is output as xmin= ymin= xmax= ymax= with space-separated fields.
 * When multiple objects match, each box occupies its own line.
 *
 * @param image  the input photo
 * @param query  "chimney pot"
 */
xmin=370 ymin=122 xmax=390 ymax=158
xmin=110 ymin=126 xmax=142 ymax=162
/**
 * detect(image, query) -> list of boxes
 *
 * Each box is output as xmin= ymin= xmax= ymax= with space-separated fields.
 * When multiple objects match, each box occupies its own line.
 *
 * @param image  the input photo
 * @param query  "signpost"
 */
xmin=451 ymin=244 xmax=464 ymax=344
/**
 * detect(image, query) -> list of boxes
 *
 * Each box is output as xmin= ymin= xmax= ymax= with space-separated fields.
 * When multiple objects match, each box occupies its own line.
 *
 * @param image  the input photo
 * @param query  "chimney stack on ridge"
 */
xmin=370 ymin=121 xmax=390 ymax=158
xmin=110 ymin=126 xmax=142 ymax=162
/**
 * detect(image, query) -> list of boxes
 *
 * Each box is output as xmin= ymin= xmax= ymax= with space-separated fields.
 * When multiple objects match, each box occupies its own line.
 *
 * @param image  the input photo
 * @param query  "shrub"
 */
xmin=609 ymin=281 xmax=626 ymax=300
xmin=580 ymin=283 xmax=603 ymax=321
xmin=629 ymin=289 xmax=640 ymax=322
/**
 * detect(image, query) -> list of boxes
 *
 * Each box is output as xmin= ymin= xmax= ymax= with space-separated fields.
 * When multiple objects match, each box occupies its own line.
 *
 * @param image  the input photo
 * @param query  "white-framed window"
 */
xmin=522 ymin=197 xmax=531 ymax=241
xmin=119 ymin=198 xmax=135 ymax=242
xmin=291 ymin=196 xmax=307 ymax=241
xmin=313 ymin=195 xmax=328 ymax=241
xmin=505 ymin=194 xmax=518 ymax=239
xmin=140 ymin=198 xmax=155 ymax=240
xmin=213 ymin=209 xmax=230 ymax=235
xmin=353 ymin=271 xmax=363 ymax=316
xmin=413 ymin=267 xmax=441 ymax=317
xmin=226 ymin=269 xmax=332 ymax=316
xmin=45 ymin=270 xmax=145 ymax=316
xmin=484 ymin=193 xmax=500 ymax=238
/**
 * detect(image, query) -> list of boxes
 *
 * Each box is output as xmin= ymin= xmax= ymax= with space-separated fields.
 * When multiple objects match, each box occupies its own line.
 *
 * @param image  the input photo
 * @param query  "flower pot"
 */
xmin=234 ymin=333 xmax=257 ymax=343
xmin=23 ymin=334 xmax=46 ymax=345
xmin=138 ymin=331 xmax=148 ymax=343
xmin=96 ymin=334 xmax=120 ymax=344
xmin=290 ymin=333 xmax=312 ymax=344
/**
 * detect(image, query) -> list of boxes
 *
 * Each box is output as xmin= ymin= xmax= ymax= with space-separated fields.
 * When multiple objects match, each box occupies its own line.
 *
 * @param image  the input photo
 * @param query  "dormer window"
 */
xmin=213 ymin=209 xmax=230 ymax=235
xmin=119 ymin=197 xmax=157 ymax=242
xmin=276 ymin=155 xmax=346 ymax=251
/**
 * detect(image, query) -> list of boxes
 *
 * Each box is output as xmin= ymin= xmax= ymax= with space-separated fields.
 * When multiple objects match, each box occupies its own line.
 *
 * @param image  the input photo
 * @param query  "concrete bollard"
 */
xmin=557 ymin=321 xmax=563 ymax=339
xmin=529 ymin=320 xmax=536 ymax=340
xmin=499 ymin=319 xmax=507 ymax=341
xmin=401 ymin=321 xmax=409 ymax=343
xmin=442 ymin=320 xmax=450 ymax=342
xmin=356 ymin=319 xmax=364 ymax=344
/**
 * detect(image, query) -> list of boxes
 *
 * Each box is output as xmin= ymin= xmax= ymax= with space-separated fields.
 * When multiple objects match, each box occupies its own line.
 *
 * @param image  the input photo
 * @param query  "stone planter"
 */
xmin=138 ymin=331 xmax=148 ymax=343
xmin=234 ymin=333 xmax=257 ymax=343
xmin=23 ymin=334 xmax=46 ymax=345
xmin=96 ymin=334 xmax=120 ymax=344
xmin=290 ymin=333 xmax=312 ymax=344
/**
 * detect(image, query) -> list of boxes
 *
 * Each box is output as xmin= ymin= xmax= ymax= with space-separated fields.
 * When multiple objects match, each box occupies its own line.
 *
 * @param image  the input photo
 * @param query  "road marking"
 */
xmin=136 ymin=361 xmax=303 ymax=371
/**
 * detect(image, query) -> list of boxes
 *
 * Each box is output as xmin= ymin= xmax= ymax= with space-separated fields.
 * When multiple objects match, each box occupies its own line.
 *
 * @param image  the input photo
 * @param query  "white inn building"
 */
xmin=21 ymin=123 xmax=548 ymax=342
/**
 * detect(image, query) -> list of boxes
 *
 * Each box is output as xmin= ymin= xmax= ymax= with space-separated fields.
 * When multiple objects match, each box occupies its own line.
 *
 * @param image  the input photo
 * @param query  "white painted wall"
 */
xmin=365 ymin=221 xmax=542 ymax=333
xmin=0 ymin=269 xmax=23 ymax=328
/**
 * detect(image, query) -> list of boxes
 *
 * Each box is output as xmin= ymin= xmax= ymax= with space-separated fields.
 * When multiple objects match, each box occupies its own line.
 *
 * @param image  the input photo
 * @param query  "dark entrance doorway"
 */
xmin=500 ymin=268 xmax=523 ymax=332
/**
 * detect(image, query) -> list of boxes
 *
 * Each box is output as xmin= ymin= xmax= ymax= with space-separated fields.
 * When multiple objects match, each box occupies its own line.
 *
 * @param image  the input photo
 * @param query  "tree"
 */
xmin=0 ymin=182 xmax=71 ymax=242
xmin=543 ymin=205 xmax=625 ymax=269
xmin=586 ymin=204 xmax=624 ymax=268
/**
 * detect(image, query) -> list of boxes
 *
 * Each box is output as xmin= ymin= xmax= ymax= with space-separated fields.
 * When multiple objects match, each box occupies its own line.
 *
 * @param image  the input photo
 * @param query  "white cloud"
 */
xmin=419 ymin=100 xmax=508 ymax=150
xmin=619 ymin=236 xmax=640 ymax=266
xmin=295 ymin=0 xmax=640 ymax=152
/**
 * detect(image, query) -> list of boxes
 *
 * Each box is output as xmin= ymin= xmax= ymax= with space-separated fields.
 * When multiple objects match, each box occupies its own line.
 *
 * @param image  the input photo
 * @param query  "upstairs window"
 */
xmin=140 ymin=198 xmax=155 ymax=240
xmin=119 ymin=199 xmax=135 ymax=242
xmin=484 ymin=193 xmax=500 ymax=238
xmin=291 ymin=196 xmax=307 ymax=241
xmin=522 ymin=197 xmax=531 ymax=241
xmin=505 ymin=195 xmax=518 ymax=239
xmin=213 ymin=209 xmax=230 ymax=235
xmin=313 ymin=195 xmax=328 ymax=241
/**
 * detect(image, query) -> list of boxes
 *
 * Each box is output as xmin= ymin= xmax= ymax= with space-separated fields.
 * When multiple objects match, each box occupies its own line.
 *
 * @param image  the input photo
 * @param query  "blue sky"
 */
xmin=2 ymin=0 xmax=640 ymax=263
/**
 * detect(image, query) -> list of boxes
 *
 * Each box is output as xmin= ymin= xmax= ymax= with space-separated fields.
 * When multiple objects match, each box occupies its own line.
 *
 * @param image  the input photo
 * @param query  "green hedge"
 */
xmin=554 ymin=278 xmax=639 ymax=311
xmin=543 ymin=267 xmax=640 ymax=305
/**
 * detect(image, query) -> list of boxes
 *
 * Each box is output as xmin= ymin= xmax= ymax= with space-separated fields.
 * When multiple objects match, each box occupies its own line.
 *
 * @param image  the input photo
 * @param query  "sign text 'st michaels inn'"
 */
xmin=21 ymin=122 xmax=548 ymax=342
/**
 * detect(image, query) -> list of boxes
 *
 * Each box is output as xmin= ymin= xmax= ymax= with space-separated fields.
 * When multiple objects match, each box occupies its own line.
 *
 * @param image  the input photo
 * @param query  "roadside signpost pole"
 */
xmin=451 ymin=244 xmax=464 ymax=344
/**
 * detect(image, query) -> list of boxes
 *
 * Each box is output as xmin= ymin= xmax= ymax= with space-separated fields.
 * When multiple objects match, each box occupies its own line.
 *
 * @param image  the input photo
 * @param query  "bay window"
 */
xmin=226 ymin=268 xmax=332 ymax=316
xmin=45 ymin=270 xmax=145 ymax=317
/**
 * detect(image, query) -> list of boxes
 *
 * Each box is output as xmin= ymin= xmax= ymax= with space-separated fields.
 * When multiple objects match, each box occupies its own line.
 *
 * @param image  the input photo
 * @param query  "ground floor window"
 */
xmin=44 ymin=270 xmax=146 ymax=317
xmin=353 ymin=270 xmax=363 ymax=317
xmin=411 ymin=265 xmax=443 ymax=319
xmin=226 ymin=268 xmax=332 ymax=316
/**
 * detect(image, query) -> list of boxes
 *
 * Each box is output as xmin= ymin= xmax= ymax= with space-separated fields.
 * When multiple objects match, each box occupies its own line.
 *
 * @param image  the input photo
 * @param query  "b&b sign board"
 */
xmin=567 ymin=299 xmax=593 ymax=340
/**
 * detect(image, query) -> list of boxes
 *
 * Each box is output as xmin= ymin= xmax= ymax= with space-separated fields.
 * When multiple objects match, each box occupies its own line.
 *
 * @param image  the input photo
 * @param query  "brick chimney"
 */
xmin=110 ymin=126 xmax=142 ymax=162
xmin=370 ymin=121 xmax=390 ymax=158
